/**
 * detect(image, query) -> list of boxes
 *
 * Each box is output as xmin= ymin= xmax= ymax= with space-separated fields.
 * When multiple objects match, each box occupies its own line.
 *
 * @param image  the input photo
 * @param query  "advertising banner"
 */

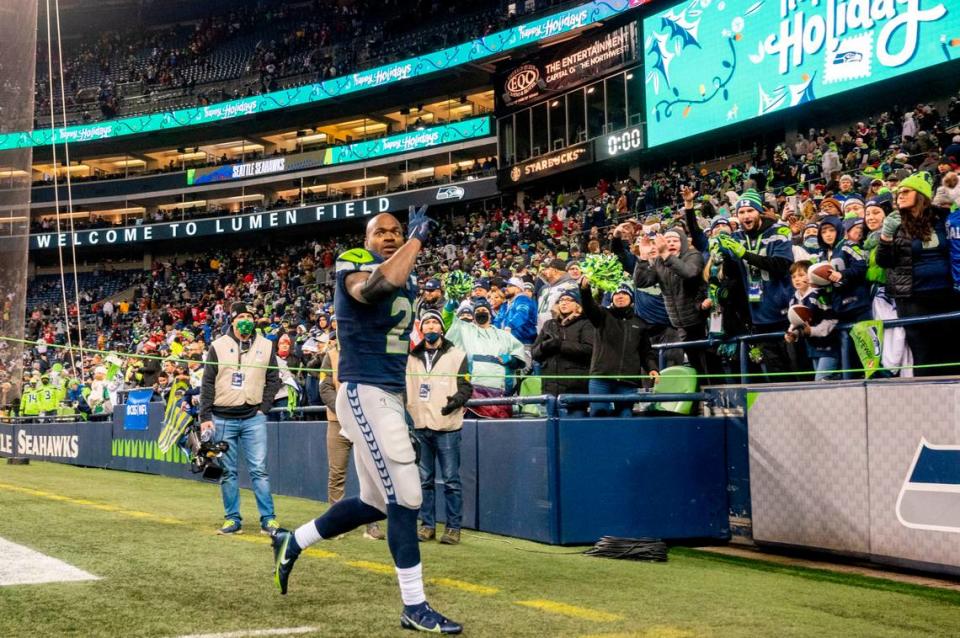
xmin=29 ymin=177 xmax=498 ymax=250
xmin=123 ymin=389 xmax=154 ymax=431
xmin=0 ymin=1 xmax=638 ymax=150
xmin=497 ymin=22 xmax=639 ymax=112
xmin=0 ymin=424 xmax=14 ymax=457
xmin=186 ymin=117 xmax=492 ymax=186
xmin=6 ymin=422 xmax=113 ymax=468
xmin=644 ymin=0 xmax=960 ymax=147
xmin=501 ymin=143 xmax=594 ymax=186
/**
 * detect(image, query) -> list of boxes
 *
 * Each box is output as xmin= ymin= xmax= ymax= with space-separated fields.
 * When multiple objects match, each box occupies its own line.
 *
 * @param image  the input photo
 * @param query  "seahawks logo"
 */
xmin=897 ymin=439 xmax=960 ymax=533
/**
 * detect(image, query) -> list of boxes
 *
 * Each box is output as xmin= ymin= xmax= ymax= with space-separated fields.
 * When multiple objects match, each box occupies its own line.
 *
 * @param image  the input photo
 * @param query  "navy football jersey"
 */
xmin=335 ymin=248 xmax=417 ymax=392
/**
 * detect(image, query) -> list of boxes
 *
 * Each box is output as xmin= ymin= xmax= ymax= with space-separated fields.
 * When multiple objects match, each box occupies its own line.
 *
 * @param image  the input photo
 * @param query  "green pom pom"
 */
xmin=581 ymin=254 xmax=628 ymax=293
xmin=443 ymin=270 xmax=474 ymax=301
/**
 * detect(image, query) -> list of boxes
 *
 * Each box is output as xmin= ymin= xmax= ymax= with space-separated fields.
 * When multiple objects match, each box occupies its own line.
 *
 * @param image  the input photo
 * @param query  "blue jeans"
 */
xmin=214 ymin=412 xmax=275 ymax=525
xmin=414 ymin=429 xmax=462 ymax=530
xmin=588 ymin=379 xmax=638 ymax=418
xmin=813 ymin=356 xmax=840 ymax=381
xmin=304 ymin=375 xmax=321 ymax=406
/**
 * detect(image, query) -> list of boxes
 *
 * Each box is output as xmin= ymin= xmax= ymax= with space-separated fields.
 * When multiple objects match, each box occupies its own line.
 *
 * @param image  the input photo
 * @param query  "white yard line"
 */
xmin=173 ymin=628 xmax=320 ymax=638
xmin=0 ymin=536 xmax=99 ymax=586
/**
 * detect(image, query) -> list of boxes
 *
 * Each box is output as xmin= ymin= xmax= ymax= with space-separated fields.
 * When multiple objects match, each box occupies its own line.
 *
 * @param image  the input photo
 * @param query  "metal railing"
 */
xmin=3 ymin=391 xmax=714 ymax=423
xmin=652 ymin=310 xmax=960 ymax=383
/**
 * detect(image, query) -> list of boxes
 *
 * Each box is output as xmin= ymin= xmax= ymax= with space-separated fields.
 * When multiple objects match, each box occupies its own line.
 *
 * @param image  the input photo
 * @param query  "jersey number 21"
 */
xmin=386 ymin=297 xmax=413 ymax=354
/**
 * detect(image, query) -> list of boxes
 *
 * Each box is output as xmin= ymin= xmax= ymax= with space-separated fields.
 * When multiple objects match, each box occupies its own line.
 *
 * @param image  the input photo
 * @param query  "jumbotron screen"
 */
xmin=643 ymin=0 xmax=960 ymax=147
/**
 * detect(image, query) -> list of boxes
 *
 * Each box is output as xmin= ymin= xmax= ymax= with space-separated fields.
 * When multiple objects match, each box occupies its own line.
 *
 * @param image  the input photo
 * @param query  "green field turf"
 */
xmin=1 ymin=462 xmax=960 ymax=638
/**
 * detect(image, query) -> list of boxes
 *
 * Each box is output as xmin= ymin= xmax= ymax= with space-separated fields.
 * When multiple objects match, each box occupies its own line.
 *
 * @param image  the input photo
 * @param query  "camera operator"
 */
xmin=199 ymin=302 xmax=282 ymax=536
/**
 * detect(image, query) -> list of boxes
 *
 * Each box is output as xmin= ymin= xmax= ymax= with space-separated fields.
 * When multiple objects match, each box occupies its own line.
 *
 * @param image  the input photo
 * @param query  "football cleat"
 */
xmin=261 ymin=519 xmax=281 ymax=536
xmin=217 ymin=520 xmax=242 ymax=535
xmin=400 ymin=602 xmax=463 ymax=634
xmin=272 ymin=529 xmax=300 ymax=595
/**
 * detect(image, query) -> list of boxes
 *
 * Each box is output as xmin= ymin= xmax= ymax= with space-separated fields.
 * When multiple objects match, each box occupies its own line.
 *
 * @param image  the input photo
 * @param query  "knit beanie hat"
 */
xmin=419 ymin=309 xmax=445 ymax=331
xmin=865 ymin=191 xmax=893 ymax=215
xmin=843 ymin=214 xmax=864 ymax=233
xmin=613 ymin=283 xmax=635 ymax=299
xmin=471 ymin=297 xmax=493 ymax=314
xmin=841 ymin=193 xmax=865 ymax=211
xmin=231 ymin=302 xmax=254 ymax=317
xmin=735 ymin=189 xmax=764 ymax=214
xmin=899 ymin=171 xmax=933 ymax=200
xmin=819 ymin=197 xmax=842 ymax=215
xmin=558 ymin=288 xmax=582 ymax=305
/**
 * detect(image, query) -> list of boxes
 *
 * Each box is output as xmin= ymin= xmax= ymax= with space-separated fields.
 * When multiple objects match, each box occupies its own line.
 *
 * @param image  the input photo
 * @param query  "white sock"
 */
xmin=396 ymin=563 xmax=426 ymax=606
xmin=294 ymin=520 xmax=323 ymax=549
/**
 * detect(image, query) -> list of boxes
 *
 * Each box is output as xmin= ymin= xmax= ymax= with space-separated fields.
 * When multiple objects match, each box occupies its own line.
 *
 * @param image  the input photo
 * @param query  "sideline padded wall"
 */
xmin=747 ymin=381 xmax=960 ymax=575
xmin=0 ymin=0 xmax=37 ymax=387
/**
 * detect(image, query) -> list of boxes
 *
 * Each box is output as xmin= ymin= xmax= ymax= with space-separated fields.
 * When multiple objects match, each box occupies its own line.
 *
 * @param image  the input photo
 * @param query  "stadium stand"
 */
xmin=34 ymin=0 xmax=571 ymax=126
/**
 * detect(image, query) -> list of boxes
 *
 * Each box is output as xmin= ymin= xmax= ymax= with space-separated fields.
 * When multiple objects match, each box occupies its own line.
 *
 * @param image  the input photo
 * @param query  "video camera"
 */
xmin=184 ymin=423 xmax=229 ymax=482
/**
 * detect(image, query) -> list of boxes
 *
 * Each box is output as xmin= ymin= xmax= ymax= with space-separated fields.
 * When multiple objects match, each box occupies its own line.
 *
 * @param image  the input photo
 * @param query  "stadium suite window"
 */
xmin=531 ymin=103 xmax=548 ymax=157
xmin=606 ymin=73 xmax=626 ymax=133
xmin=567 ymin=88 xmax=586 ymax=145
xmin=499 ymin=115 xmax=515 ymax=166
xmin=516 ymin=109 xmax=532 ymax=163
xmin=586 ymin=81 xmax=605 ymax=140
xmin=626 ymin=69 xmax=643 ymax=125
xmin=549 ymin=96 xmax=566 ymax=150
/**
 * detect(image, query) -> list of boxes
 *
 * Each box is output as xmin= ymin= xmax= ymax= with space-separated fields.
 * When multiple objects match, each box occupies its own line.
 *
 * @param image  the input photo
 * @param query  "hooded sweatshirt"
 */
xmin=817 ymin=215 xmax=871 ymax=319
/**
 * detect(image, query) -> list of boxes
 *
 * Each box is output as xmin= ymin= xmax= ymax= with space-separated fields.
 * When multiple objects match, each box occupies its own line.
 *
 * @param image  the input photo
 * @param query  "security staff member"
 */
xmin=199 ymin=302 xmax=282 ymax=536
xmin=406 ymin=309 xmax=472 ymax=545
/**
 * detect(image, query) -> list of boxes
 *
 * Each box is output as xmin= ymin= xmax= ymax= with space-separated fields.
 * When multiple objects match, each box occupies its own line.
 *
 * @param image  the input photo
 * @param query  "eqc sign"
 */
xmin=496 ymin=22 xmax=639 ymax=111
xmin=28 ymin=178 xmax=498 ymax=250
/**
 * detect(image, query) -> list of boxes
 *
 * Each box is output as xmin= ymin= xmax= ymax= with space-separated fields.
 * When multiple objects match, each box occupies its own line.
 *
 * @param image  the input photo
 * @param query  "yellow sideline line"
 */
xmin=580 ymin=630 xmax=696 ymax=638
xmin=430 ymin=577 xmax=499 ymax=596
xmin=0 ymin=479 xmax=619 ymax=623
xmin=516 ymin=599 xmax=624 ymax=622
xmin=344 ymin=560 xmax=395 ymax=575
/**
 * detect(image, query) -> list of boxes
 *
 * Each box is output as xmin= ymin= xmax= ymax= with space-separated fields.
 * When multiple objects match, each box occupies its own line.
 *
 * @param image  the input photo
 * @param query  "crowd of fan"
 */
xmin=34 ymin=0 xmax=570 ymax=125
xmin=6 ymin=96 xmax=960 ymax=419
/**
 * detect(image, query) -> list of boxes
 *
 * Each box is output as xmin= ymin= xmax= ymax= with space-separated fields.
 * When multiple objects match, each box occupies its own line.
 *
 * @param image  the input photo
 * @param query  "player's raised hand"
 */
xmin=407 ymin=205 xmax=436 ymax=243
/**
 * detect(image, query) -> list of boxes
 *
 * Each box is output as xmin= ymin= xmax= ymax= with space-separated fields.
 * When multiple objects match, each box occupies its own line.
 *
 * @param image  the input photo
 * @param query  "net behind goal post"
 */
xmin=0 ymin=0 xmax=39 ymax=393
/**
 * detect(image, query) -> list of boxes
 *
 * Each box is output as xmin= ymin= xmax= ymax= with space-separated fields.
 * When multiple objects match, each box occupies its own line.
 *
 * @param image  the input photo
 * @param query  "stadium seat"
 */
xmin=648 ymin=366 xmax=699 ymax=416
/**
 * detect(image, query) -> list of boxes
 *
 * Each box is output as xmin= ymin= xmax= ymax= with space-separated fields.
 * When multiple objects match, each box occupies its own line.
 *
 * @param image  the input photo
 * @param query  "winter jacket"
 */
xmin=947 ymin=207 xmax=960 ymax=291
xmin=792 ymin=288 xmax=839 ymax=358
xmin=611 ymin=236 xmax=672 ymax=327
xmin=319 ymin=348 xmax=339 ymax=422
xmin=531 ymin=313 xmax=595 ymax=396
xmin=580 ymin=282 xmax=658 ymax=386
xmin=876 ymin=207 xmax=953 ymax=298
xmin=498 ymin=295 xmax=538 ymax=345
xmin=537 ymin=274 xmax=578 ymax=331
xmin=632 ymin=229 xmax=706 ymax=328
xmin=406 ymin=339 xmax=472 ymax=432
xmin=444 ymin=304 xmax=529 ymax=392
xmin=722 ymin=219 xmax=795 ymax=326
xmin=863 ymin=231 xmax=887 ymax=286
xmin=817 ymin=216 xmax=871 ymax=319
